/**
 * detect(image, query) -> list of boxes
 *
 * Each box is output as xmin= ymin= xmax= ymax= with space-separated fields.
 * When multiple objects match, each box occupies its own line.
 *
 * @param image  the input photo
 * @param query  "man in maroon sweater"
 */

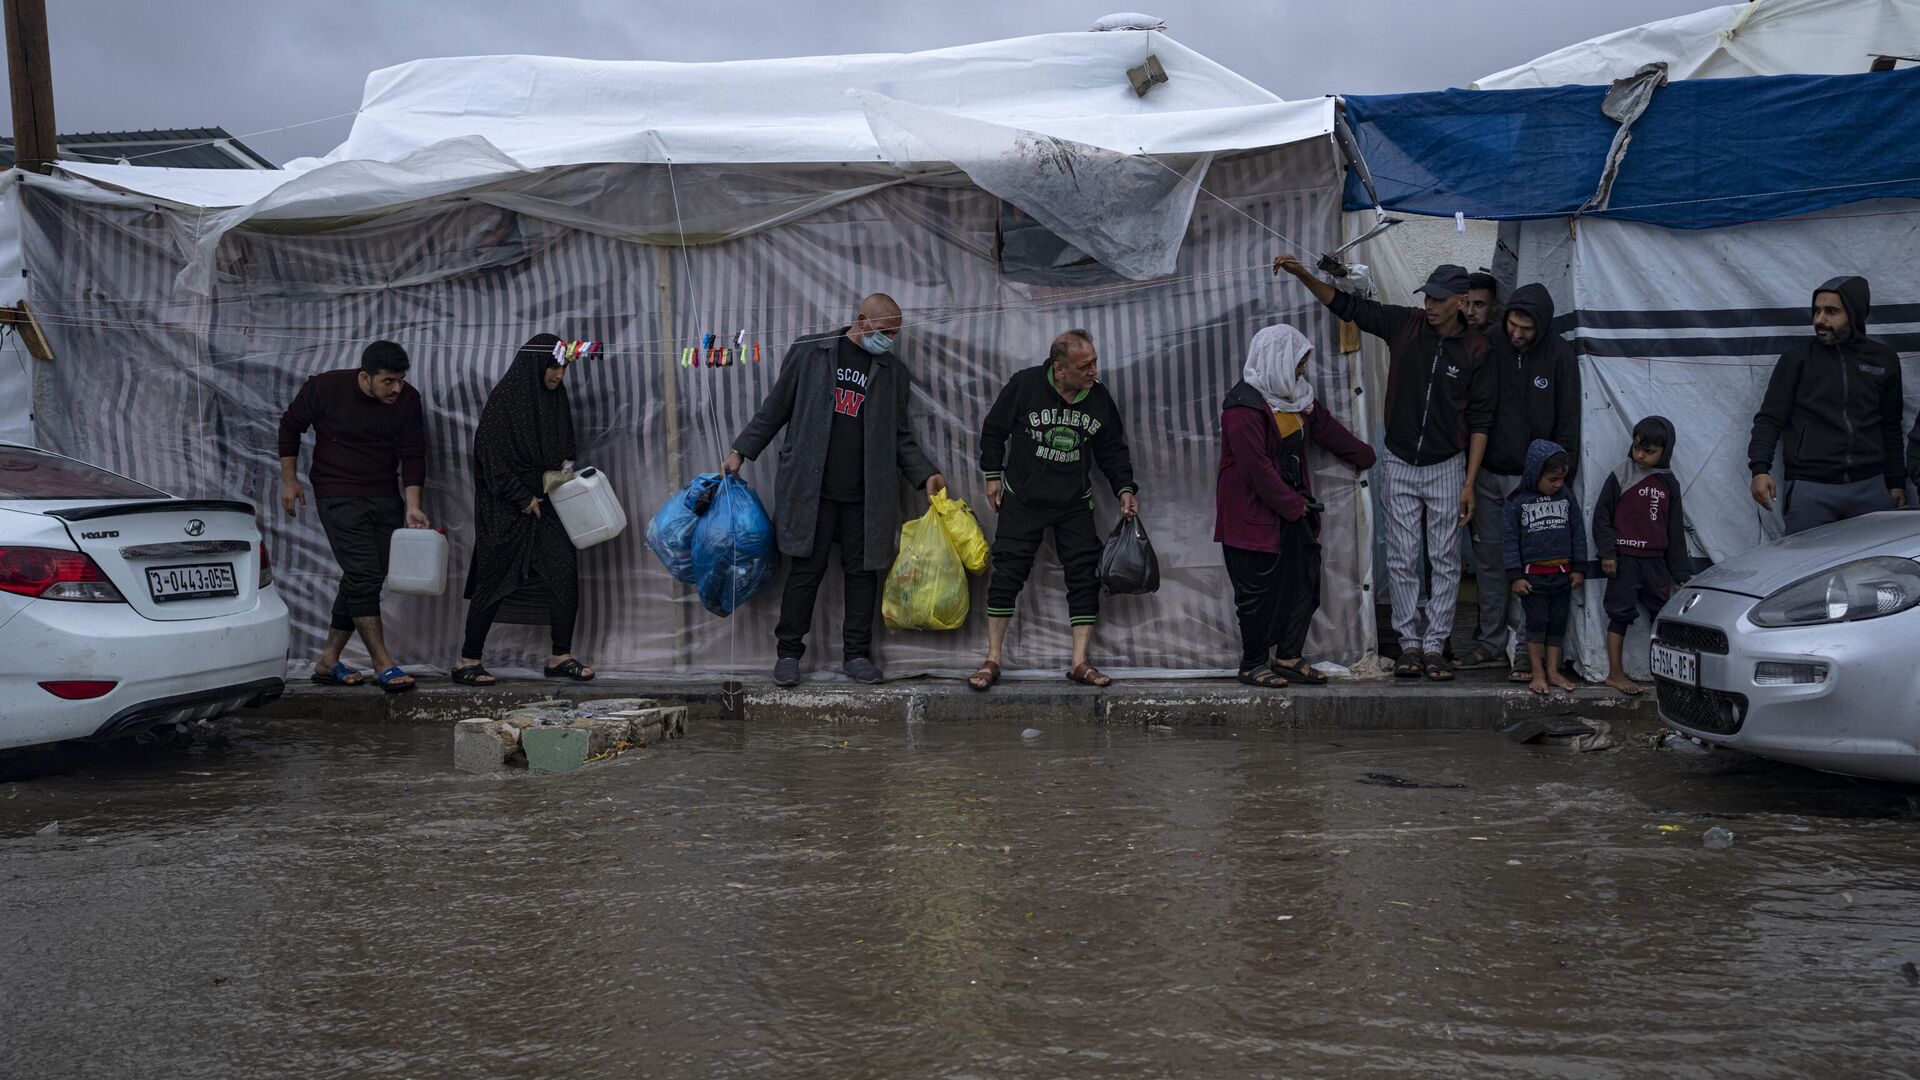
xmin=277 ymin=341 xmax=430 ymax=692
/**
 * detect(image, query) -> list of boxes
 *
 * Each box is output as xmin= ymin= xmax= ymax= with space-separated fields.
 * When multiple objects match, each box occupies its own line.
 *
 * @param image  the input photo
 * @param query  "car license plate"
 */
xmin=1650 ymin=641 xmax=1699 ymax=687
xmin=146 ymin=563 xmax=238 ymax=603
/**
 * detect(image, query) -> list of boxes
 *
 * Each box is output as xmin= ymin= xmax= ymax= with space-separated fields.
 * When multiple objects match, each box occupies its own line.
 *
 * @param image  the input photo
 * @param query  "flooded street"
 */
xmin=4 ymin=718 xmax=1919 ymax=1078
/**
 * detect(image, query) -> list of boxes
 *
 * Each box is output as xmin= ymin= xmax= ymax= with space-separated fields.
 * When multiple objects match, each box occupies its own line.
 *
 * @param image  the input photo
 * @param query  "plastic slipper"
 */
xmin=309 ymin=662 xmax=364 ymax=687
xmin=1237 ymin=667 xmax=1289 ymax=689
xmin=543 ymin=658 xmax=596 ymax=681
xmin=1067 ymin=662 xmax=1112 ymax=688
xmin=1394 ymin=648 xmax=1424 ymax=678
xmin=375 ymin=666 xmax=416 ymax=694
xmin=450 ymin=665 xmax=496 ymax=686
xmin=1423 ymin=653 xmax=1456 ymax=682
xmin=967 ymin=660 xmax=1001 ymax=692
xmin=1271 ymin=659 xmax=1326 ymax=686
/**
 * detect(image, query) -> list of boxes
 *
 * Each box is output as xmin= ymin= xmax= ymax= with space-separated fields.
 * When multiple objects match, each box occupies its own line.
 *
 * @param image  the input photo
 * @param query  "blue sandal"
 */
xmin=309 ymin=662 xmax=365 ymax=687
xmin=375 ymin=666 xmax=416 ymax=694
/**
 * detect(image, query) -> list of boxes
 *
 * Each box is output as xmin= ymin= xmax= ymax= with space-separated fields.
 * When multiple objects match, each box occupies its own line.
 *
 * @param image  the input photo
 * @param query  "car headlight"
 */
xmin=1748 ymin=556 xmax=1920 ymax=627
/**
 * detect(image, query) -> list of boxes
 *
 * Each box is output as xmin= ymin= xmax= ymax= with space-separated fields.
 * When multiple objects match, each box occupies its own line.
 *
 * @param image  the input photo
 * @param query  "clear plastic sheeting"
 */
xmin=19 ymin=141 xmax=1357 ymax=678
xmin=859 ymin=91 xmax=1209 ymax=281
xmin=1511 ymin=201 xmax=1920 ymax=677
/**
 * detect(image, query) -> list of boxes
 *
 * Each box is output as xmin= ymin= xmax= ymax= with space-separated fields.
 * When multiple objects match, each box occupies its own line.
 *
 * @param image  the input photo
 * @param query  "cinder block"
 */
xmin=453 ymin=717 xmax=510 ymax=773
xmin=521 ymin=725 xmax=591 ymax=773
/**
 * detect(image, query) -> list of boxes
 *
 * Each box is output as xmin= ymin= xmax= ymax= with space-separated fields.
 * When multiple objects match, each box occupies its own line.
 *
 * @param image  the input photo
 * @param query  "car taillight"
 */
xmin=0 ymin=546 xmax=126 ymax=602
xmin=39 ymin=680 xmax=117 ymax=700
xmin=260 ymin=541 xmax=273 ymax=587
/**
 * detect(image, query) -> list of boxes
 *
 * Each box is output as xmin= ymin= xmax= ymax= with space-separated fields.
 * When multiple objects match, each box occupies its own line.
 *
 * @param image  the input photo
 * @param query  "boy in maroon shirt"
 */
xmin=1592 ymin=416 xmax=1690 ymax=695
xmin=277 ymin=341 xmax=430 ymax=692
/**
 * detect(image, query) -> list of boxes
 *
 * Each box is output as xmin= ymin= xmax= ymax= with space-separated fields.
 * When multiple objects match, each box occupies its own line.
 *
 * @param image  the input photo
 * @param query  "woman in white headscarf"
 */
xmin=1214 ymin=324 xmax=1375 ymax=687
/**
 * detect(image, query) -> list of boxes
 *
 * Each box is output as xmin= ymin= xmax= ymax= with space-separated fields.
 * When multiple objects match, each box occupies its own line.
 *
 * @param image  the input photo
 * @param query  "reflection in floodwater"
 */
xmin=3 ymin=720 xmax=1918 ymax=1078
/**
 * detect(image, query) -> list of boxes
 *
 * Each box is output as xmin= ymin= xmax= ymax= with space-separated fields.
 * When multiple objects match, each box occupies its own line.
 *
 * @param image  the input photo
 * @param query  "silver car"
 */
xmin=1652 ymin=510 xmax=1920 ymax=782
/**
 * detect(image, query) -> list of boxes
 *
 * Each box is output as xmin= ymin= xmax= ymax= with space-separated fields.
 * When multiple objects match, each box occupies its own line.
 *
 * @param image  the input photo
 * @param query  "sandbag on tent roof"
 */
xmin=1340 ymin=65 xmax=1920 ymax=227
xmin=1475 ymin=0 xmax=1920 ymax=88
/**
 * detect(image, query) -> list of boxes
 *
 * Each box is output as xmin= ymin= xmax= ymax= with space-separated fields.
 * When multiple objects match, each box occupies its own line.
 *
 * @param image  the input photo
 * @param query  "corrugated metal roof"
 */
xmin=0 ymin=127 xmax=275 ymax=169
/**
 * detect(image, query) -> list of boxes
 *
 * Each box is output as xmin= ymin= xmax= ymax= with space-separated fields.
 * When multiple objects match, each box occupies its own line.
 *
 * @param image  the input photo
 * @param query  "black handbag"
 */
xmin=1097 ymin=516 xmax=1160 ymax=595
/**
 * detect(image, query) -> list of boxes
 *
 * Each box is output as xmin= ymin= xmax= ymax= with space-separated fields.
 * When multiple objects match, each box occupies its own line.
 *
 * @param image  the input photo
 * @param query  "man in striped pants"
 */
xmin=1275 ymin=258 xmax=1494 ymax=680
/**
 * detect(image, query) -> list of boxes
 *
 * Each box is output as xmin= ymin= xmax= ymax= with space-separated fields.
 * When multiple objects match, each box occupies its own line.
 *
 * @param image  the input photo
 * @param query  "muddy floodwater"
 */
xmin=4 ymin=718 xmax=1920 ymax=1078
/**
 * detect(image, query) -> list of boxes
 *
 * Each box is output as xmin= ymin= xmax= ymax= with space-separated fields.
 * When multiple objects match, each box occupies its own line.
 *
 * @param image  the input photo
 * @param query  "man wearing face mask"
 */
xmin=727 ymin=293 xmax=945 ymax=687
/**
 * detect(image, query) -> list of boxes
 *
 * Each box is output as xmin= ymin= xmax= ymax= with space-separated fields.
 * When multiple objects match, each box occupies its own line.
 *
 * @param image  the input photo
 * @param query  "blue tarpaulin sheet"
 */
xmin=1342 ymin=66 xmax=1920 ymax=228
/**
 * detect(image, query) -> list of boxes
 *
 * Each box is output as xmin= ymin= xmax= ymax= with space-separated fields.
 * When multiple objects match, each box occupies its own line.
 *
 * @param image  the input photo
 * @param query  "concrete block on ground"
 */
xmin=521 ymin=725 xmax=592 ymax=772
xmin=454 ymin=717 xmax=512 ymax=773
xmin=572 ymin=698 xmax=658 ymax=717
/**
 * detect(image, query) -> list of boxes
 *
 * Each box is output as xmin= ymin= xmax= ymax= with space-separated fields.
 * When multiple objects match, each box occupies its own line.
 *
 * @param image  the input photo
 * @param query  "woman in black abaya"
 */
xmin=451 ymin=333 xmax=595 ymax=684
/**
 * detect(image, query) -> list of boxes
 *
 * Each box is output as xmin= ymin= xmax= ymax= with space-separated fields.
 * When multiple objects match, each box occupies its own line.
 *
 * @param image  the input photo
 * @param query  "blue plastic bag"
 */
xmin=692 ymin=474 xmax=776 ymax=617
xmin=645 ymin=473 xmax=721 ymax=585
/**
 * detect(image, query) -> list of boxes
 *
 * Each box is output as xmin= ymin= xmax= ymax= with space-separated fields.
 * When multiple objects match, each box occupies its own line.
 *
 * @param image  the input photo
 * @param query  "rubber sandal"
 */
xmin=450 ymin=665 xmax=496 ymax=686
xmin=1455 ymin=644 xmax=1500 ymax=669
xmin=1067 ymin=662 xmax=1112 ymax=688
xmin=375 ymin=666 xmax=416 ymax=694
xmin=1423 ymin=653 xmax=1456 ymax=682
xmin=967 ymin=660 xmax=1001 ymax=692
xmin=1508 ymin=666 xmax=1534 ymax=684
xmin=1237 ymin=667 xmax=1289 ymax=689
xmin=309 ymin=662 xmax=364 ymax=687
xmin=1271 ymin=659 xmax=1326 ymax=686
xmin=543 ymin=658 xmax=596 ymax=681
xmin=1394 ymin=648 xmax=1424 ymax=678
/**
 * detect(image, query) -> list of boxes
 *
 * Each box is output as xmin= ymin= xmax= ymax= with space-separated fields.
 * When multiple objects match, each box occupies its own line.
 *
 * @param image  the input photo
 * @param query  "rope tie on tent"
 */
xmin=1136 ymin=148 xmax=1309 ymax=254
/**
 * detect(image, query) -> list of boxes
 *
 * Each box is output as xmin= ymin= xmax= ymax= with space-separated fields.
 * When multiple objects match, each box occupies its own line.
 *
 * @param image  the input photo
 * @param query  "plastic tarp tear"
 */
xmin=858 ymin=91 xmax=1209 ymax=282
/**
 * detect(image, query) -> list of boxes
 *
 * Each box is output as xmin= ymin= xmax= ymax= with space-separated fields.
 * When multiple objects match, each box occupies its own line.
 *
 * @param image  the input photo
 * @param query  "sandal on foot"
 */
xmin=450 ymin=664 xmax=497 ymax=686
xmin=543 ymin=658 xmax=596 ymax=681
xmin=1271 ymin=659 xmax=1327 ymax=686
xmin=1454 ymin=643 xmax=1501 ymax=669
xmin=310 ymin=662 xmax=364 ymax=687
xmin=375 ymin=666 xmax=416 ymax=694
xmin=1423 ymin=653 xmax=1456 ymax=682
xmin=1067 ymin=662 xmax=1112 ymax=688
xmin=1508 ymin=666 xmax=1534 ymax=684
xmin=967 ymin=660 xmax=1001 ymax=692
xmin=1238 ymin=667 xmax=1290 ymax=689
xmin=1394 ymin=648 xmax=1424 ymax=678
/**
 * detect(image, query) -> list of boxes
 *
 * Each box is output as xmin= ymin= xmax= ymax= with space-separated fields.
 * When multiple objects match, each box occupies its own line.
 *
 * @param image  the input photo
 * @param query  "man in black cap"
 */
xmin=1749 ymin=276 xmax=1906 ymax=534
xmin=1275 ymin=257 xmax=1493 ymax=681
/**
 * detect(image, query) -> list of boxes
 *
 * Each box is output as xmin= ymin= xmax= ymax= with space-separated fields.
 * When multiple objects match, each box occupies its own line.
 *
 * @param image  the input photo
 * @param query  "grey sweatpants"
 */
xmin=1380 ymin=453 xmax=1466 ymax=654
xmin=1782 ymin=476 xmax=1893 ymax=535
xmin=1469 ymin=469 xmax=1524 ymax=660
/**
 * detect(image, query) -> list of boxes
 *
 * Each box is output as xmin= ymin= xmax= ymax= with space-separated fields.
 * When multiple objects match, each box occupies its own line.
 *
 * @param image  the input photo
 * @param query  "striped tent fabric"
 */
xmin=18 ymin=138 xmax=1366 ymax=677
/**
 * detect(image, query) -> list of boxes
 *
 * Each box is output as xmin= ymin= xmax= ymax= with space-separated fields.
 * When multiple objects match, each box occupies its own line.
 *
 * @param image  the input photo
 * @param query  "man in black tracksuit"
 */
xmin=969 ymin=329 xmax=1138 ymax=690
xmin=1461 ymin=282 xmax=1582 ymax=675
xmin=1749 ymin=276 xmax=1906 ymax=534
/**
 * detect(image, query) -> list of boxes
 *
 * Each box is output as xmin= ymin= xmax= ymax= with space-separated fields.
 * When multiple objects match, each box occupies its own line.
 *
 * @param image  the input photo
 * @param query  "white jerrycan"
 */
xmin=386 ymin=527 xmax=449 ymax=596
xmin=550 ymin=467 xmax=627 ymax=550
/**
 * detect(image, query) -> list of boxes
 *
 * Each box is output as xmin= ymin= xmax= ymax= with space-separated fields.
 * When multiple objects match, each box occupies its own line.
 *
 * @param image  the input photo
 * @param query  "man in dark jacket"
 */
xmin=1275 ymin=256 xmax=1494 ymax=680
xmin=968 ymin=329 xmax=1138 ymax=691
xmin=1464 ymin=271 xmax=1503 ymax=333
xmin=1459 ymin=282 xmax=1582 ymax=678
xmin=726 ymin=293 xmax=945 ymax=687
xmin=277 ymin=340 xmax=431 ymax=693
xmin=1749 ymin=276 xmax=1906 ymax=534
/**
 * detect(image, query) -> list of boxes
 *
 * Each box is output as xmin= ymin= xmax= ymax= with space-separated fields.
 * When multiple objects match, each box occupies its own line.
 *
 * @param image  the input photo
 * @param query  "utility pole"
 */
xmin=4 ymin=0 xmax=56 ymax=174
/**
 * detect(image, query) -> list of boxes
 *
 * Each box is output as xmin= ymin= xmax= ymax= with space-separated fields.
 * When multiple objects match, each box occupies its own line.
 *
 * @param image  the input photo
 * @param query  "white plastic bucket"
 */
xmin=550 ymin=467 xmax=627 ymax=550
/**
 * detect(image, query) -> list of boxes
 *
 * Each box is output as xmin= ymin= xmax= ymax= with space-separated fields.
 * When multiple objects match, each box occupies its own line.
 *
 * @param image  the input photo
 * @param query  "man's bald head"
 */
xmin=858 ymin=293 xmax=902 ymax=330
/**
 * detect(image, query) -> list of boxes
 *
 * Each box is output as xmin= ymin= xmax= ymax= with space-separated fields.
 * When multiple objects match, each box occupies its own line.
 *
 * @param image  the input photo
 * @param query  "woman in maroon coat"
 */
xmin=1216 ymin=324 xmax=1375 ymax=687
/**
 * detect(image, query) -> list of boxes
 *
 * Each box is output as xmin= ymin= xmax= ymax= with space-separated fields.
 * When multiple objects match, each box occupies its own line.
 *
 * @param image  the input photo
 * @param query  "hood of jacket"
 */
xmin=1223 ymin=379 xmax=1274 ymax=414
xmin=1611 ymin=414 xmax=1675 ymax=489
xmin=1814 ymin=275 xmax=1871 ymax=343
xmin=1513 ymin=437 xmax=1568 ymax=498
xmin=1505 ymin=283 xmax=1557 ymax=353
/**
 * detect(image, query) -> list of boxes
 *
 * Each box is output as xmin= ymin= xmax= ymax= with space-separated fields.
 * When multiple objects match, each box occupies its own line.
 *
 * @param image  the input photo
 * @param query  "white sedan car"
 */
xmin=0 ymin=443 xmax=289 ymax=750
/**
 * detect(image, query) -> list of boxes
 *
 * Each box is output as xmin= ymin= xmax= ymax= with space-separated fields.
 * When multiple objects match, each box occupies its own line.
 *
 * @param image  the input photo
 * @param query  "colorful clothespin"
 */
xmin=753 ymin=342 xmax=762 ymax=363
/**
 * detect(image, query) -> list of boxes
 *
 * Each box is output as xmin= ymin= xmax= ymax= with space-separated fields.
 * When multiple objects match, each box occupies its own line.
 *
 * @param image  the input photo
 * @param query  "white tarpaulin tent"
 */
xmin=1475 ymin=0 xmax=1920 ymax=88
xmin=21 ymin=31 xmax=1368 ymax=679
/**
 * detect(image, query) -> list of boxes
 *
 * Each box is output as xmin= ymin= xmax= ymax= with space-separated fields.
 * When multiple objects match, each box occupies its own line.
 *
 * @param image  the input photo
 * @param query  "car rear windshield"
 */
xmin=0 ymin=447 xmax=166 ymax=500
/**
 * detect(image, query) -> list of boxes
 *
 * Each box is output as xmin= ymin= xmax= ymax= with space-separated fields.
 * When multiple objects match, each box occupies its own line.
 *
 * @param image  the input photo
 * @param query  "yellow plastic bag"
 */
xmin=882 ymin=509 xmax=970 ymax=630
xmin=929 ymin=490 xmax=989 ymax=574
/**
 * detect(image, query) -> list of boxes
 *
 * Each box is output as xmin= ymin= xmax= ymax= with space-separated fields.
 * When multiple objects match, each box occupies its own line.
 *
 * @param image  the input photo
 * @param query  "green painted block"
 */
xmin=520 ymin=726 xmax=591 ymax=773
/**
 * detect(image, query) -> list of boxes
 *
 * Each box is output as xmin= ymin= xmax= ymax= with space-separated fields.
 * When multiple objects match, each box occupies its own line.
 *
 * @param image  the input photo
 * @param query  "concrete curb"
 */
xmin=263 ymin=675 xmax=1662 ymax=732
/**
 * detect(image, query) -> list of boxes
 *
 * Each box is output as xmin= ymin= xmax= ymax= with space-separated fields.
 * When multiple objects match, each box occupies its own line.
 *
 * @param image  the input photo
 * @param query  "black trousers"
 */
xmin=1520 ymin=572 xmax=1573 ymax=648
xmin=316 ymin=495 xmax=404 ymax=632
xmin=1604 ymin=554 xmax=1673 ymax=634
xmin=460 ymin=586 xmax=578 ymax=660
xmin=1223 ymin=519 xmax=1322 ymax=672
xmin=985 ymin=496 xmax=1101 ymax=625
xmin=775 ymin=499 xmax=875 ymax=661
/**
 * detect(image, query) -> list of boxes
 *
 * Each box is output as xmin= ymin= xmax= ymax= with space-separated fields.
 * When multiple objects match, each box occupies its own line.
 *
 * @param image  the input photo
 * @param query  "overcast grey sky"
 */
xmin=9 ymin=0 xmax=1711 ymax=164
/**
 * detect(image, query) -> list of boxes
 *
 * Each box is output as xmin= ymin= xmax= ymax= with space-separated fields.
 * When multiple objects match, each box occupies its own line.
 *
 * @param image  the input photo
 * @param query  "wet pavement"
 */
xmin=4 ymin=719 xmax=1919 ymax=1078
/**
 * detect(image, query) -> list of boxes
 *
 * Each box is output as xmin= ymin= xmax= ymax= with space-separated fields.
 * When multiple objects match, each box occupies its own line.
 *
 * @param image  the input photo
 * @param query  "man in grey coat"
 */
xmin=725 ymin=293 xmax=945 ymax=686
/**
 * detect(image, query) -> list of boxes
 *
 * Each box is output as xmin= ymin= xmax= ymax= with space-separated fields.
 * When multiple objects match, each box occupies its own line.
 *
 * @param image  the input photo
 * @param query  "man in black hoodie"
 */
xmin=969 ymin=329 xmax=1138 ymax=691
xmin=1749 ymin=276 xmax=1906 ymax=534
xmin=1459 ymin=283 xmax=1582 ymax=676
